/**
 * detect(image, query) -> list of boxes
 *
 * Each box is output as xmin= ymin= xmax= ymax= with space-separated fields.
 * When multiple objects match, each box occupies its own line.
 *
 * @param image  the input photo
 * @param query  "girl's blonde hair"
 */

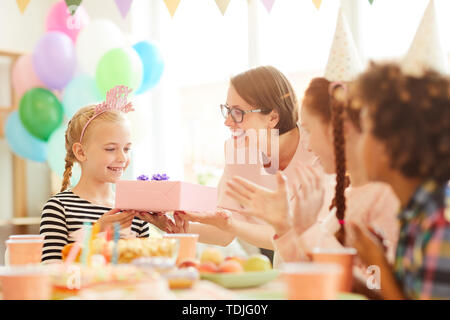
xmin=60 ymin=106 xmax=126 ymax=192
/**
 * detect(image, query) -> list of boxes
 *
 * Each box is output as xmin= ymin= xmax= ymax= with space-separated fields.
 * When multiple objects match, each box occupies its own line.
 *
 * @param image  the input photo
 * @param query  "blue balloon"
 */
xmin=133 ymin=41 xmax=164 ymax=94
xmin=62 ymin=74 xmax=103 ymax=118
xmin=5 ymin=111 xmax=47 ymax=162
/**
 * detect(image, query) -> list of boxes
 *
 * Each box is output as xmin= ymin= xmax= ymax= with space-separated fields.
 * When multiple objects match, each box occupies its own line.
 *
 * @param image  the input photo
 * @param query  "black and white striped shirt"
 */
xmin=40 ymin=190 xmax=150 ymax=263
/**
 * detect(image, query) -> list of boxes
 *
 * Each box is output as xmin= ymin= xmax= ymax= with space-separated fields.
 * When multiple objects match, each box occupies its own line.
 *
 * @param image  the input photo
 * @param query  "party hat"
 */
xmin=401 ymin=0 xmax=448 ymax=76
xmin=324 ymin=7 xmax=363 ymax=82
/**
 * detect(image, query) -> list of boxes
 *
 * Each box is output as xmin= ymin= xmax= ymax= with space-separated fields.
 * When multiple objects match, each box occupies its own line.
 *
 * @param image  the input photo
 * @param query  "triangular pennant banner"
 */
xmin=260 ymin=0 xmax=275 ymax=13
xmin=163 ymin=0 xmax=181 ymax=18
xmin=215 ymin=0 xmax=231 ymax=15
xmin=114 ymin=0 xmax=133 ymax=19
xmin=401 ymin=0 xmax=449 ymax=76
xmin=313 ymin=0 xmax=322 ymax=10
xmin=16 ymin=0 xmax=31 ymax=14
xmin=368 ymin=0 xmax=374 ymax=4
xmin=65 ymin=0 xmax=82 ymax=15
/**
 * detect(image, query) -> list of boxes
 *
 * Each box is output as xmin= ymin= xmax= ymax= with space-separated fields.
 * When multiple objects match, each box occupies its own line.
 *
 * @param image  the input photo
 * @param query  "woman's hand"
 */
xmin=97 ymin=208 xmax=136 ymax=232
xmin=225 ymin=170 xmax=292 ymax=237
xmin=135 ymin=211 xmax=174 ymax=232
xmin=166 ymin=211 xmax=190 ymax=233
xmin=179 ymin=210 xmax=232 ymax=231
xmin=291 ymin=165 xmax=325 ymax=235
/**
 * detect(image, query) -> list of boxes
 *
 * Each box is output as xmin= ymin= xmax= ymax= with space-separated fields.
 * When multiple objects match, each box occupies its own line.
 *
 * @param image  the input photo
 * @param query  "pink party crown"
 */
xmin=79 ymin=85 xmax=135 ymax=143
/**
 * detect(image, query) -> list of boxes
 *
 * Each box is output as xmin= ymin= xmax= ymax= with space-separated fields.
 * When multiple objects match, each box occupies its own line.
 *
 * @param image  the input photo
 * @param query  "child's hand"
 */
xmin=97 ymin=208 xmax=136 ymax=232
xmin=291 ymin=165 xmax=325 ymax=235
xmin=348 ymin=222 xmax=389 ymax=269
xmin=225 ymin=171 xmax=291 ymax=236
xmin=180 ymin=210 xmax=231 ymax=230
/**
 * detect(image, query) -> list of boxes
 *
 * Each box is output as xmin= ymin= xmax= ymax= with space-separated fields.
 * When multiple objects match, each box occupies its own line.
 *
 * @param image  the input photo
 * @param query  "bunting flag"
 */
xmin=16 ymin=0 xmax=31 ymax=14
xmin=368 ymin=0 xmax=374 ymax=4
xmin=312 ymin=0 xmax=322 ymax=10
xmin=215 ymin=0 xmax=231 ymax=15
xmin=65 ymin=0 xmax=82 ymax=15
xmin=114 ymin=0 xmax=134 ymax=19
xmin=324 ymin=8 xmax=363 ymax=82
xmin=163 ymin=0 xmax=181 ymax=18
xmin=260 ymin=0 xmax=275 ymax=13
xmin=401 ymin=0 xmax=449 ymax=76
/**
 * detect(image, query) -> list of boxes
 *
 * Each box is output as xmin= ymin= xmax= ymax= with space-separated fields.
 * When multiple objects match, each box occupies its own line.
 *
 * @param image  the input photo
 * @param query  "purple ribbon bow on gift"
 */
xmin=137 ymin=174 xmax=169 ymax=181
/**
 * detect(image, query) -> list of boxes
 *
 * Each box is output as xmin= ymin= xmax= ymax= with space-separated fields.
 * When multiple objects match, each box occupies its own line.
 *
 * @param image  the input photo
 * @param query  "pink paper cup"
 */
xmin=311 ymin=247 xmax=356 ymax=293
xmin=5 ymin=235 xmax=45 ymax=266
xmin=0 ymin=266 xmax=51 ymax=300
xmin=281 ymin=262 xmax=343 ymax=300
xmin=163 ymin=233 xmax=199 ymax=265
xmin=6 ymin=239 xmax=44 ymax=266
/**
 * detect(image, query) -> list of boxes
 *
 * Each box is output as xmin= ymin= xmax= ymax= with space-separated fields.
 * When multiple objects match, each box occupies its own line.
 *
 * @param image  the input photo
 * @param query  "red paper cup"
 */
xmin=0 ymin=266 xmax=51 ymax=300
xmin=6 ymin=239 xmax=44 ymax=266
xmin=311 ymin=247 xmax=356 ymax=293
xmin=163 ymin=233 xmax=198 ymax=265
xmin=281 ymin=262 xmax=343 ymax=300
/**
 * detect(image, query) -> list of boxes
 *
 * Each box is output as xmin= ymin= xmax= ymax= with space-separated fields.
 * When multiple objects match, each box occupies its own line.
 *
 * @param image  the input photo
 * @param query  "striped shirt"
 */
xmin=40 ymin=190 xmax=150 ymax=264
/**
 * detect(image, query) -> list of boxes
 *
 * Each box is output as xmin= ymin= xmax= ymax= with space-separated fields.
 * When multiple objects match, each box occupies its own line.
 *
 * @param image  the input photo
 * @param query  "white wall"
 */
xmin=0 ymin=0 xmax=135 ymax=219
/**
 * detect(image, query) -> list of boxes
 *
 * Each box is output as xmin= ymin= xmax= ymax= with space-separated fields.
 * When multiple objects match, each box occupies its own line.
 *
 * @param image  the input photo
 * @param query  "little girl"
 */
xmin=39 ymin=86 xmax=169 ymax=264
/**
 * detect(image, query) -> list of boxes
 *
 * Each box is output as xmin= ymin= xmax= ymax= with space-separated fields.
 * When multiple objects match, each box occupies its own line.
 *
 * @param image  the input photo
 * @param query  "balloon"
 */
xmin=96 ymin=47 xmax=143 ymax=96
xmin=47 ymin=125 xmax=81 ymax=186
xmin=62 ymin=75 xmax=103 ymax=118
xmin=12 ymin=54 xmax=46 ymax=98
xmin=19 ymin=88 xmax=64 ymax=141
xmin=46 ymin=0 xmax=89 ymax=43
xmin=33 ymin=32 xmax=77 ymax=89
xmin=5 ymin=111 xmax=48 ymax=162
xmin=133 ymin=41 xmax=165 ymax=93
xmin=76 ymin=20 xmax=127 ymax=75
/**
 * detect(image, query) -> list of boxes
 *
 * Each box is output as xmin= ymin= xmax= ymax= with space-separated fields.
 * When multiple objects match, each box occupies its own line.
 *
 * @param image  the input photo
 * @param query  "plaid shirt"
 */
xmin=394 ymin=180 xmax=450 ymax=300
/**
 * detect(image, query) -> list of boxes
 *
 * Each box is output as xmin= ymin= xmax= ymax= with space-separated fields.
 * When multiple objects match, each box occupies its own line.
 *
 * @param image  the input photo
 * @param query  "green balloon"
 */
xmin=96 ymin=47 xmax=143 ymax=96
xmin=19 ymin=88 xmax=64 ymax=141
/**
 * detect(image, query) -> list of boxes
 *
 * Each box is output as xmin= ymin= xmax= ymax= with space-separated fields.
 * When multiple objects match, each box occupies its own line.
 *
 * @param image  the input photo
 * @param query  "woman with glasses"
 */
xmin=175 ymin=66 xmax=334 ymax=266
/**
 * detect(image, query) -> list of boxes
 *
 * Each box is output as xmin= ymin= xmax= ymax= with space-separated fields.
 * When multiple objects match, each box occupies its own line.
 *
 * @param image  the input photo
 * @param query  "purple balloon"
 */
xmin=33 ymin=32 xmax=76 ymax=90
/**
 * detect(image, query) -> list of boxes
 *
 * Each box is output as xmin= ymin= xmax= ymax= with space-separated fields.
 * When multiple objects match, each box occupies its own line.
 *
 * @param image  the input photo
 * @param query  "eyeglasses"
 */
xmin=220 ymin=104 xmax=262 ymax=123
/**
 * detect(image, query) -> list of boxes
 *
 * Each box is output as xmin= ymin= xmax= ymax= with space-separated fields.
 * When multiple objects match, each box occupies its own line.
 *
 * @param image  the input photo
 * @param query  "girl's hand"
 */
xmin=97 ymin=208 xmax=136 ymax=232
xmin=291 ymin=165 xmax=325 ymax=235
xmin=179 ymin=210 xmax=231 ymax=231
xmin=348 ymin=222 xmax=389 ymax=269
xmin=135 ymin=211 xmax=173 ymax=232
xmin=225 ymin=170 xmax=292 ymax=237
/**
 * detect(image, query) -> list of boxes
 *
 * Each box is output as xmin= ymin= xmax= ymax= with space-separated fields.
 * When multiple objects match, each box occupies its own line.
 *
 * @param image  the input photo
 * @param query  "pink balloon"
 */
xmin=12 ymin=54 xmax=46 ymax=99
xmin=46 ymin=1 xmax=89 ymax=43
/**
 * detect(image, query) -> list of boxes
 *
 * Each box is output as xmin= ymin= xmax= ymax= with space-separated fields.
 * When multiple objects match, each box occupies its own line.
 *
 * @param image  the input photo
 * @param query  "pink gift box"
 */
xmin=115 ymin=180 xmax=218 ymax=212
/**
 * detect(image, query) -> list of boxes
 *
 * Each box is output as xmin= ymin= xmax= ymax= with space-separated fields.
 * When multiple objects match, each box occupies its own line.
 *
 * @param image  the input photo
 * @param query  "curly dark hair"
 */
xmin=350 ymin=62 xmax=450 ymax=183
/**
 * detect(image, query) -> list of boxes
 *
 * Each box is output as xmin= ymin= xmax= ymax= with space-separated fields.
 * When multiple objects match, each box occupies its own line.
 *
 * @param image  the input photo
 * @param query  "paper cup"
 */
xmin=5 ymin=235 xmax=45 ymax=266
xmin=281 ymin=262 xmax=343 ymax=300
xmin=163 ymin=233 xmax=199 ymax=265
xmin=0 ymin=266 xmax=51 ymax=300
xmin=6 ymin=239 xmax=44 ymax=266
xmin=311 ymin=247 xmax=356 ymax=293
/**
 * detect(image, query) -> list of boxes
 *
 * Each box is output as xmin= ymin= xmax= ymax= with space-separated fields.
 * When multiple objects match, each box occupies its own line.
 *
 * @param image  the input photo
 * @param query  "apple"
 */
xmin=218 ymin=260 xmax=244 ymax=273
xmin=243 ymin=254 xmax=272 ymax=272
xmin=198 ymin=262 xmax=219 ymax=273
xmin=178 ymin=259 xmax=200 ymax=269
xmin=200 ymin=248 xmax=224 ymax=265
xmin=225 ymin=256 xmax=247 ymax=268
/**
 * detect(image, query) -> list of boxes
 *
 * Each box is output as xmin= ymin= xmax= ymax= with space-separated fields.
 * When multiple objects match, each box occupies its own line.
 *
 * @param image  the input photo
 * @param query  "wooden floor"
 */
xmin=0 ymin=223 xmax=40 ymax=265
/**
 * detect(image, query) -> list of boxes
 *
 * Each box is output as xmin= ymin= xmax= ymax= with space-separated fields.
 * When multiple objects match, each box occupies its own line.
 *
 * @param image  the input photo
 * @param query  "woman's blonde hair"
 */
xmin=60 ymin=106 xmax=126 ymax=192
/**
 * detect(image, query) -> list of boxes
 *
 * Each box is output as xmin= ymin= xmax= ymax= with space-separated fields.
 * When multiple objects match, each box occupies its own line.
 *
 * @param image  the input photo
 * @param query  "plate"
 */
xmin=200 ymin=270 xmax=279 ymax=289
